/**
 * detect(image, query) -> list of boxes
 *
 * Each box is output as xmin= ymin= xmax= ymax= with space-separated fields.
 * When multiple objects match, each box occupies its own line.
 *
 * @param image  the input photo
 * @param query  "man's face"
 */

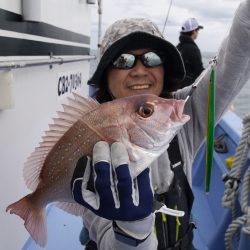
xmin=192 ymin=29 xmax=199 ymax=40
xmin=107 ymin=48 xmax=164 ymax=99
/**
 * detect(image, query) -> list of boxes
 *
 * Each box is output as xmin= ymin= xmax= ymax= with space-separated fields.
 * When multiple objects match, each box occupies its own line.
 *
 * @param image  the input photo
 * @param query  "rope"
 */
xmin=222 ymin=113 xmax=250 ymax=249
xmin=241 ymin=167 xmax=250 ymax=235
xmin=230 ymin=114 xmax=250 ymax=179
xmin=224 ymin=168 xmax=250 ymax=249
xmin=222 ymin=113 xmax=250 ymax=209
xmin=224 ymin=215 xmax=247 ymax=250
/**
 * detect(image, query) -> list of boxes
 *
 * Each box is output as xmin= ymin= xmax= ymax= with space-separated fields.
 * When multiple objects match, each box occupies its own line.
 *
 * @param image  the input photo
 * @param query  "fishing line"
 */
xmin=184 ymin=56 xmax=217 ymax=103
xmin=162 ymin=0 xmax=173 ymax=35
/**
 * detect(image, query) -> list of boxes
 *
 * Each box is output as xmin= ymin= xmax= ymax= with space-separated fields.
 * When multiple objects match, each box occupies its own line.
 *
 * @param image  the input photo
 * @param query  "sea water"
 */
xmin=203 ymin=52 xmax=250 ymax=119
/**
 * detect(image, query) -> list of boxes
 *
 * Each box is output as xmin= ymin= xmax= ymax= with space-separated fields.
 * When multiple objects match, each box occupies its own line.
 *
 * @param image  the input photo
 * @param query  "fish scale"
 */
xmin=42 ymin=121 xmax=102 ymax=183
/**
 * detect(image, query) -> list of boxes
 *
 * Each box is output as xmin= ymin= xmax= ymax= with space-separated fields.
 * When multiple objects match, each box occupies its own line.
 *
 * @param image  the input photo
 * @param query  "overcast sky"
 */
xmin=90 ymin=0 xmax=241 ymax=53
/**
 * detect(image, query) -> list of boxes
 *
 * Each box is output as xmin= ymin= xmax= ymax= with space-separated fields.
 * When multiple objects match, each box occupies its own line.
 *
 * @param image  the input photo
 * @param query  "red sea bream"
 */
xmin=6 ymin=93 xmax=190 ymax=247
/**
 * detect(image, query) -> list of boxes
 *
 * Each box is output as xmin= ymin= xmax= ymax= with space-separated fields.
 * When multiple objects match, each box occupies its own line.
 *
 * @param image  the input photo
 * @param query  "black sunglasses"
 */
xmin=111 ymin=51 xmax=165 ymax=69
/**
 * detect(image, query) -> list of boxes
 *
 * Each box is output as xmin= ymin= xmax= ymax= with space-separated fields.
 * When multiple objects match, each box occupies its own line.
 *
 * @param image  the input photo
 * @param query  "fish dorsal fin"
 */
xmin=55 ymin=201 xmax=86 ymax=216
xmin=23 ymin=93 xmax=100 ymax=191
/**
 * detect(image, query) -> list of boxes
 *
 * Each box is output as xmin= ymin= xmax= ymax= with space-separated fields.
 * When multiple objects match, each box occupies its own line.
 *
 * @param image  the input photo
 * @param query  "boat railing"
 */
xmin=0 ymin=55 xmax=96 ymax=71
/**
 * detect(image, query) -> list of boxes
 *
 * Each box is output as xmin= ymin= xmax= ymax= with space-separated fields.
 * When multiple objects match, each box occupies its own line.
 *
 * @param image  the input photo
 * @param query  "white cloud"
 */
xmin=90 ymin=0 xmax=241 ymax=52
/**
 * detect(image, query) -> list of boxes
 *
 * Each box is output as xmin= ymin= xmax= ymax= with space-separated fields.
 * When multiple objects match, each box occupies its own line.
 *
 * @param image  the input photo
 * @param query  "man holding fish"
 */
xmin=72 ymin=1 xmax=250 ymax=249
xmin=6 ymin=0 xmax=250 ymax=249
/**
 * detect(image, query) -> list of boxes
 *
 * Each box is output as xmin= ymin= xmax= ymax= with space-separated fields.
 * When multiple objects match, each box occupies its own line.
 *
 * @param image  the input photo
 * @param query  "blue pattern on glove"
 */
xmin=72 ymin=153 xmax=153 ymax=221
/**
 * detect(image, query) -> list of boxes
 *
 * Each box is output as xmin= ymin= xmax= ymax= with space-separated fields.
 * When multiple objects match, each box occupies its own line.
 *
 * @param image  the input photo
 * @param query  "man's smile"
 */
xmin=128 ymin=83 xmax=152 ymax=90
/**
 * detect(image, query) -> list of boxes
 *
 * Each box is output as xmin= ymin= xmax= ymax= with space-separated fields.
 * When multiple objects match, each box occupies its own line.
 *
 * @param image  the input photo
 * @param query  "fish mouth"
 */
xmin=176 ymin=99 xmax=190 ymax=122
xmin=128 ymin=84 xmax=152 ymax=90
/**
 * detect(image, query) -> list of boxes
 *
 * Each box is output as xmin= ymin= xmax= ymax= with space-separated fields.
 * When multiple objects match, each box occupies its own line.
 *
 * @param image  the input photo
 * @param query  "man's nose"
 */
xmin=129 ymin=58 xmax=148 ymax=76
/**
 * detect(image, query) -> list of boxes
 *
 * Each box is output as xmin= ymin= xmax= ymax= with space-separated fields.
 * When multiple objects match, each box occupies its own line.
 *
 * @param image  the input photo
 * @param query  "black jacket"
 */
xmin=176 ymin=34 xmax=204 ymax=88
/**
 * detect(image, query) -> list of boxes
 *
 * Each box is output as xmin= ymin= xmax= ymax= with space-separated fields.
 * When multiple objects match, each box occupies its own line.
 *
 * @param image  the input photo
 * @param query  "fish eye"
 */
xmin=137 ymin=102 xmax=154 ymax=118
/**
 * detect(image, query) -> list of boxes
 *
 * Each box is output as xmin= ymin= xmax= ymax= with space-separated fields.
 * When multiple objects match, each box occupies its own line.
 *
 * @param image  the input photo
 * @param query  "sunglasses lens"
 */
xmin=112 ymin=51 xmax=164 ymax=69
xmin=112 ymin=54 xmax=135 ymax=69
xmin=142 ymin=52 xmax=164 ymax=67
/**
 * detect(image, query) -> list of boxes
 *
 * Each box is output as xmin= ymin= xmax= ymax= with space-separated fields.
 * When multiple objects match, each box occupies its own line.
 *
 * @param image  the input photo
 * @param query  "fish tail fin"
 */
xmin=6 ymin=196 xmax=47 ymax=247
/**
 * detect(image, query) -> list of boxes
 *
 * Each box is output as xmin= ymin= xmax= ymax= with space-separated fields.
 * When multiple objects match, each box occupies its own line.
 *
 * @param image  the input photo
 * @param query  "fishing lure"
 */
xmin=205 ymin=66 xmax=215 ymax=193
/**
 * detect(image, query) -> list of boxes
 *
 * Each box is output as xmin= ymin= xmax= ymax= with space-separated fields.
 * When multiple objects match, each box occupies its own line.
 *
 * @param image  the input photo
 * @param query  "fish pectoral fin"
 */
xmin=56 ymin=201 xmax=86 ymax=216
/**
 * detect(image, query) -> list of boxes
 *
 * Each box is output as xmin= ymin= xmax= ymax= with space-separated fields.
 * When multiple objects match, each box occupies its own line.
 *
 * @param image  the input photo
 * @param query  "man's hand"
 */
xmin=77 ymin=141 xmax=154 ymax=221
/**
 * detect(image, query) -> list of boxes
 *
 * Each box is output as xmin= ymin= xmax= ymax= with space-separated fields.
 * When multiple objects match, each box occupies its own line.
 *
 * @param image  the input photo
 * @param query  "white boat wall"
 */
xmin=0 ymin=1 xmax=96 ymax=249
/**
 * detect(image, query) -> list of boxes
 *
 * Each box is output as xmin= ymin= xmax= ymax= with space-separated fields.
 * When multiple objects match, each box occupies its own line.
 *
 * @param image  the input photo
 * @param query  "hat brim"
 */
xmin=88 ymin=32 xmax=185 ymax=91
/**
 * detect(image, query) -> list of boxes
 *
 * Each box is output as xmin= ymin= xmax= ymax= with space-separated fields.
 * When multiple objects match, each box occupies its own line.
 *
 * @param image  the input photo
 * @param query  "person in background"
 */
xmin=71 ymin=0 xmax=250 ymax=249
xmin=176 ymin=17 xmax=204 ymax=88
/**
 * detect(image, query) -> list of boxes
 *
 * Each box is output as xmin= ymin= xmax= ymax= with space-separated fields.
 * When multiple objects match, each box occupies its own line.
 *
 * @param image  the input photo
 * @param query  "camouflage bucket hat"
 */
xmin=88 ymin=18 xmax=185 ymax=91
